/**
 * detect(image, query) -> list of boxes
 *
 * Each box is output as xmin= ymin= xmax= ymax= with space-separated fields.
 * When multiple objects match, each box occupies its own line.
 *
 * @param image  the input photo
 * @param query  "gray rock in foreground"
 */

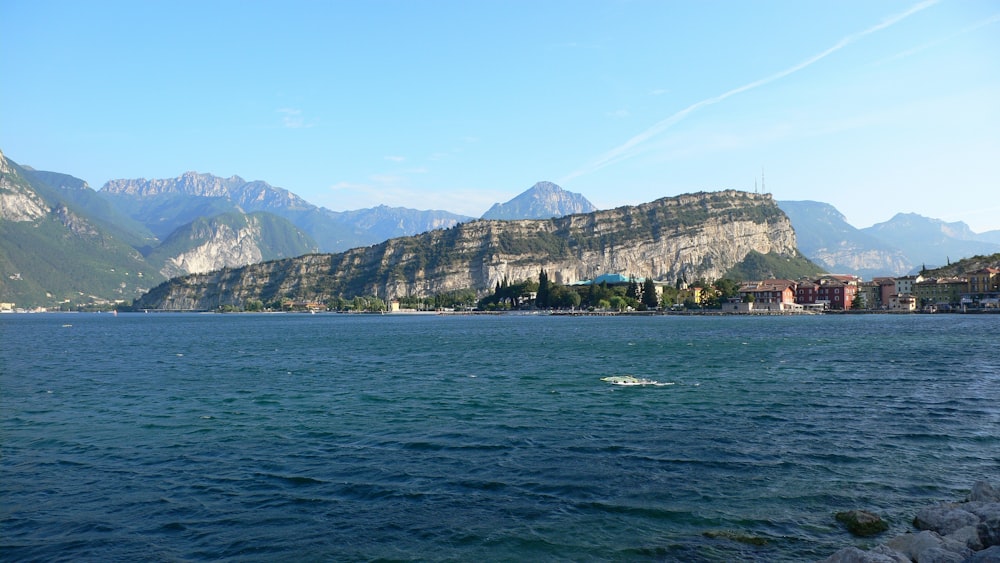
xmin=821 ymin=480 xmax=1000 ymax=563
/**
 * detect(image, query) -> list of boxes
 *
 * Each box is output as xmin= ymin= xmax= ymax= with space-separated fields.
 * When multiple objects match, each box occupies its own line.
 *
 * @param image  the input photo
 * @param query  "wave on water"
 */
xmin=601 ymin=375 xmax=675 ymax=386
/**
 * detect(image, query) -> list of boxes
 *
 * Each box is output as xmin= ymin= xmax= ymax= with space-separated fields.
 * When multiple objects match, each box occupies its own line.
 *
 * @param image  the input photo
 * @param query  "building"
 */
xmin=913 ymin=277 xmax=967 ymax=309
xmin=795 ymin=280 xmax=820 ymax=305
xmin=677 ymin=286 xmax=703 ymax=305
xmin=888 ymin=293 xmax=917 ymax=312
xmin=814 ymin=276 xmax=858 ymax=310
xmin=873 ymin=277 xmax=896 ymax=309
xmin=967 ymin=268 xmax=1000 ymax=295
xmin=738 ymin=279 xmax=797 ymax=306
xmin=721 ymin=299 xmax=804 ymax=314
xmin=858 ymin=281 xmax=881 ymax=310
xmin=894 ymin=274 xmax=923 ymax=296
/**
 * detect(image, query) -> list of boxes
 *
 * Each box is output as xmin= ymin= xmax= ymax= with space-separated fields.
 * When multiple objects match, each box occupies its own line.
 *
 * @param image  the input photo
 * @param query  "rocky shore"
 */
xmin=822 ymin=481 xmax=1000 ymax=562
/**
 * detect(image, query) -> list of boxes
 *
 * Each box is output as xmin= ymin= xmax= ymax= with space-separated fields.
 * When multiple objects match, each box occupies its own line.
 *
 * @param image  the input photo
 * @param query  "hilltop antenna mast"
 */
xmin=761 ymin=167 xmax=766 ymax=194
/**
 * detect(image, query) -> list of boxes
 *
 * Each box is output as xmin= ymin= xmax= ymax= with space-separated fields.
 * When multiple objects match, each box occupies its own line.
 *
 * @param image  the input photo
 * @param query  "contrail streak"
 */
xmin=560 ymin=0 xmax=940 ymax=183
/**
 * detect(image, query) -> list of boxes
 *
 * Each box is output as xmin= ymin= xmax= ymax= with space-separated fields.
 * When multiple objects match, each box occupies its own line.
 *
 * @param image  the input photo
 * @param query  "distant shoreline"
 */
xmin=4 ymin=308 xmax=999 ymax=316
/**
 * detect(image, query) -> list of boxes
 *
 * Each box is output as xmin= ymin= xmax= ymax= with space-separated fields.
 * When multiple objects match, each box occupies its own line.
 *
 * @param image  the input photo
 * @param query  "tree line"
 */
xmin=478 ymin=270 xmax=743 ymax=311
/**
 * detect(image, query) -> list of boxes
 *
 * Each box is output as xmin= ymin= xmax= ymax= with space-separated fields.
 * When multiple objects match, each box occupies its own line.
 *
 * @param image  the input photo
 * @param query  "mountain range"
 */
xmin=777 ymin=201 xmax=1000 ymax=278
xmin=134 ymin=190 xmax=810 ymax=311
xmin=99 ymin=172 xmax=472 ymax=251
xmin=3 ymin=146 xmax=999 ymax=308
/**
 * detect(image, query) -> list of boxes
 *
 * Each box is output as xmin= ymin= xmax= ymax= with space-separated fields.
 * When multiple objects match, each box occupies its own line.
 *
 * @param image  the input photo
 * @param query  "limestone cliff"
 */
xmin=778 ymin=200 xmax=912 ymax=277
xmin=145 ymin=211 xmax=319 ymax=278
xmin=134 ymin=190 xmax=799 ymax=310
xmin=0 ymin=150 xmax=49 ymax=222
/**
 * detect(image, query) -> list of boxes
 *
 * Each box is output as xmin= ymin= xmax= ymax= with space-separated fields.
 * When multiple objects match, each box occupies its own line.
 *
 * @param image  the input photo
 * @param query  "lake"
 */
xmin=2 ymin=313 xmax=998 ymax=561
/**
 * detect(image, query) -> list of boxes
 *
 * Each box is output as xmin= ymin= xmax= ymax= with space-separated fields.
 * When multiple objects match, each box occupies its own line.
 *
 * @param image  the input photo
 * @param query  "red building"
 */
xmin=816 ymin=277 xmax=858 ymax=310
xmin=738 ymin=279 xmax=797 ymax=305
xmin=796 ymin=280 xmax=819 ymax=304
xmin=795 ymin=275 xmax=860 ymax=310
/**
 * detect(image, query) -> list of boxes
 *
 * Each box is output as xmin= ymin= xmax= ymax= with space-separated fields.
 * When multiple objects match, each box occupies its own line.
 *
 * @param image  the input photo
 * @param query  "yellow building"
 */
xmin=966 ymin=268 xmax=1000 ymax=294
xmin=677 ymin=287 xmax=703 ymax=304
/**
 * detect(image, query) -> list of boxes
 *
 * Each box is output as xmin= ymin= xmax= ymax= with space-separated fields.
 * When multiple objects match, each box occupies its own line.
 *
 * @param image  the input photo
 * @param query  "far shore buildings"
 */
xmin=724 ymin=266 xmax=999 ymax=313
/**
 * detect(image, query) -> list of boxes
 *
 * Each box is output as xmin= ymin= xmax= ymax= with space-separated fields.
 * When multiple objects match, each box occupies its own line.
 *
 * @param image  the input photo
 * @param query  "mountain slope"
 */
xmin=861 ymin=213 xmax=1000 ymax=268
xmin=100 ymin=172 xmax=471 ymax=251
xmin=134 ymin=190 xmax=803 ymax=310
xmin=145 ymin=211 xmax=318 ymax=278
xmin=0 ymin=151 xmax=164 ymax=308
xmin=22 ymin=168 xmax=157 ymax=249
xmin=919 ymin=252 xmax=1000 ymax=278
xmin=481 ymin=181 xmax=596 ymax=220
xmin=778 ymin=200 xmax=911 ymax=277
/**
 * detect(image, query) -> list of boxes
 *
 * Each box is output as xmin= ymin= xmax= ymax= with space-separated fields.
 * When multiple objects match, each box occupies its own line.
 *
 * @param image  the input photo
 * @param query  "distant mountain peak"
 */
xmin=862 ymin=212 xmax=1000 ymax=269
xmin=481 ymin=181 xmax=596 ymax=220
xmin=870 ymin=212 xmax=980 ymax=239
xmin=528 ymin=181 xmax=562 ymax=193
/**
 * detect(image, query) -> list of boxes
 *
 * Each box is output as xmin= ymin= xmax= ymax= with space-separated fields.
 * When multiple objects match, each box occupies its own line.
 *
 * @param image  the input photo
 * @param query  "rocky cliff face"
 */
xmin=135 ymin=190 xmax=798 ymax=310
xmin=102 ymin=171 xmax=314 ymax=211
xmin=101 ymin=172 xmax=471 ymax=252
xmin=1 ymin=150 xmax=164 ymax=307
xmin=159 ymin=217 xmax=270 ymax=278
xmin=148 ymin=212 xmax=319 ymax=279
xmin=778 ymin=200 xmax=912 ymax=277
xmin=807 ymin=246 xmax=911 ymax=277
xmin=0 ymin=150 xmax=49 ymax=222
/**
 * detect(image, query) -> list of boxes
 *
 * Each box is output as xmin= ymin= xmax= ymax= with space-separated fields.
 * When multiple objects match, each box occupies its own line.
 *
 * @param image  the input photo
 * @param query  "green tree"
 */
xmin=586 ymin=283 xmax=599 ymax=307
xmin=626 ymin=275 xmax=640 ymax=301
xmin=642 ymin=278 xmax=659 ymax=309
xmin=550 ymin=285 xmax=581 ymax=309
xmin=713 ymin=278 xmax=740 ymax=300
xmin=536 ymin=269 xmax=550 ymax=308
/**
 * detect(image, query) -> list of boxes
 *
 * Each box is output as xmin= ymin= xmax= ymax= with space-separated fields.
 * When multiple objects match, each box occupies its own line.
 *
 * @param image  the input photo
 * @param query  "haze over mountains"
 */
xmin=3 ymin=147 xmax=999 ymax=309
xmin=777 ymin=201 xmax=1000 ymax=279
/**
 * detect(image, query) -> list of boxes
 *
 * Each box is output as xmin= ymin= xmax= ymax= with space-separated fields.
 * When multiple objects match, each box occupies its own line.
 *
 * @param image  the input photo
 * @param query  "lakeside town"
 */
xmin=720 ymin=267 xmax=1000 ymax=314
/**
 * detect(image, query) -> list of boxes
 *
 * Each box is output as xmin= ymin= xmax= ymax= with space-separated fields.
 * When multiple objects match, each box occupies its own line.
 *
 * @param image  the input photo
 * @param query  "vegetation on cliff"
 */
xmin=919 ymin=252 xmax=1000 ymax=278
xmin=723 ymin=250 xmax=824 ymax=281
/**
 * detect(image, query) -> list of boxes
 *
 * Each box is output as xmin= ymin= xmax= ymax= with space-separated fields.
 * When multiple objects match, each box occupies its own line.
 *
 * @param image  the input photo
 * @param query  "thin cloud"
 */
xmin=607 ymin=109 xmax=631 ymax=119
xmin=277 ymin=108 xmax=314 ymax=129
xmin=873 ymin=12 xmax=1000 ymax=66
xmin=384 ymin=155 xmax=406 ymax=162
xmin=560 ymin=0 xmax=940 ymax=183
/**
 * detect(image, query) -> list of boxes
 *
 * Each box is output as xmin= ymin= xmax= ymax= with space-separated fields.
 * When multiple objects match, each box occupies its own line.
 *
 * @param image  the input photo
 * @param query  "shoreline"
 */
xmin=3 ymin=308 xmax=1000 ymax=316
xmin=822 ymin=480 xmax=1000 ymax=562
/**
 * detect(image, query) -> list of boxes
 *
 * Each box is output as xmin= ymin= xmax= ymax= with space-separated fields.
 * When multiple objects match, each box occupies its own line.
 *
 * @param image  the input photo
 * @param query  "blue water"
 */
xmin=2 ymin=313 xmax=998 ymax=561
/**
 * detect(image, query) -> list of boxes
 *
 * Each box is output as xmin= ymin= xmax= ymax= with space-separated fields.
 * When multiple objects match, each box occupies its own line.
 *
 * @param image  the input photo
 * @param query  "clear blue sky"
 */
xmin=3 ymin=0 xmax=998 ymax=231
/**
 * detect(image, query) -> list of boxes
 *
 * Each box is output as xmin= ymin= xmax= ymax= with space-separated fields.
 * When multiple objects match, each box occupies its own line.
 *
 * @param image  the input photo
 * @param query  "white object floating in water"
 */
xmin=601 ymin=375 xmax=674 ymax=387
